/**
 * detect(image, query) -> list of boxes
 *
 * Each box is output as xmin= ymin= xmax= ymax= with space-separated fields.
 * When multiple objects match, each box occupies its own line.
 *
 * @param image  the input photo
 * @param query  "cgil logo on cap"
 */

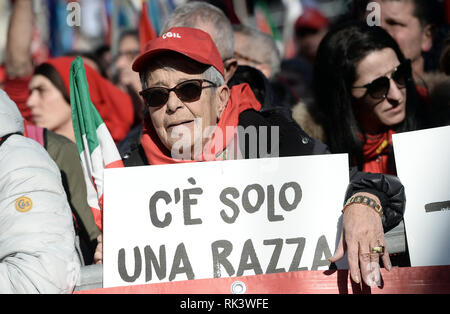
xmin=162 ymin=32 xmax=181 ymax=40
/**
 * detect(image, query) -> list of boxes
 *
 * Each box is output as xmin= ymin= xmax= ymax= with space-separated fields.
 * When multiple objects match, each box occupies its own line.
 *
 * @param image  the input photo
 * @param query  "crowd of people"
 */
xmin=0 ymin=0 xmax=448 ymax=293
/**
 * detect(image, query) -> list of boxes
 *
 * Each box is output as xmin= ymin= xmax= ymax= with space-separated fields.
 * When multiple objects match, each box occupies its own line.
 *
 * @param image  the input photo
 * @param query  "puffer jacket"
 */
xmin=0 ymin=89 xmax=80 ymax=293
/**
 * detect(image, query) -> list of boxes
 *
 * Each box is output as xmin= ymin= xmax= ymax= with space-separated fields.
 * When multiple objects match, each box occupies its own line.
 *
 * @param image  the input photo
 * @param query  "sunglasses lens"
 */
xmin=392 ymin=64 xmax=407 ymax=88
xmin=175 ymin=81 xmax=203 ymax=102
xmin=141 ymin=80 xmax=212 ymax=107
xmin=367 ymin=77 xmax=390 ymax=99
xmin=145 ymin=88 xmax=169 ymax=107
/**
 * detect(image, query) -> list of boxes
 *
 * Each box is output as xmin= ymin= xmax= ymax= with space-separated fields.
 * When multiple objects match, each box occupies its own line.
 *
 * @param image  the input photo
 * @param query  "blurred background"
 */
xmin=1 ymin=0 xmax=448 ymax=104
xmin=0 ymin=0 xmax=387 ymax=65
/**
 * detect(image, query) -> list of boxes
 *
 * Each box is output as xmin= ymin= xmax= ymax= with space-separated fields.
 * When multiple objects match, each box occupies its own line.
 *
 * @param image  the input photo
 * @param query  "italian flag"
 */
xmin=70 ymin=56 xmax=124 ymax=231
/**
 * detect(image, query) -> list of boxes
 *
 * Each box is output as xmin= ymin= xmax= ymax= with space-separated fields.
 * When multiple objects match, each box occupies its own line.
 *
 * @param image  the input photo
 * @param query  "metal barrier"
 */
xmin=75 ymin=265 xmax=450 ymax=294
xmin=74 ymin=221 xmax=408 ymax=292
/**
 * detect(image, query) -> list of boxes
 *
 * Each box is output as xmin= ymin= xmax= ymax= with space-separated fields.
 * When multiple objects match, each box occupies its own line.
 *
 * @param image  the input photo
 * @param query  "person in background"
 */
xmin=372 ymin=0 xmax=442 ymax=79
xmin=114 ymin=30 xmax=147 ymax=154
xmin=0 ymin=89 xmax=80 ymax=293
xmin=277 ymin=8 xmax=330 ymax=141
xmin=94 ymin=44 xmax=114 ymax=81
xmin=115 ymin=30 xmax=142 ymax=97
xmin=3 ymin=0 xmax=34 ymax=122
xmin=161 ymin=1 xmax=238 ymax=83
xmin=231 ymin=23 xmax=298 ymax=114
xmin=312 ymin=22 xmax=426 ymax=175
xmin=232 ymin=24 xmax=281 ymax=81
xmin=4 ymin=0 xmax=134 ymax=144
xmin=357 ymin=0 xmax=446 ymax=101
xmin=293 ymin=7 xmax=329 ymax=65
xmin=278 ymin=7 xmax=329 ymax=101
xmin=26 ymin=57 xmax=134 ymax=144
xmin=351 ymin=0 xmax=449 ymax=127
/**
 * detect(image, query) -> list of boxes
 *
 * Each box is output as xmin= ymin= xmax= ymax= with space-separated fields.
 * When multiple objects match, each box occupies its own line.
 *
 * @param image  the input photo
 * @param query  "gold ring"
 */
xmin=371 ymin=245 xmax=385 ymax=254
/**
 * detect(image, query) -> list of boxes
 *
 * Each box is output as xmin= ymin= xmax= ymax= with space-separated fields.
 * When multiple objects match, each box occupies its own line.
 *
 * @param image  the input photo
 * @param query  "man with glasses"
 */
xmin=232 ymin=24 xmax=281 ymax=81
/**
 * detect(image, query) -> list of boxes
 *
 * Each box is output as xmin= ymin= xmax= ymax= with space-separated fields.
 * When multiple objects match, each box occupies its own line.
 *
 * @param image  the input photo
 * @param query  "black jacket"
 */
xmin=120 ymin=109 xmax=405 ymax=233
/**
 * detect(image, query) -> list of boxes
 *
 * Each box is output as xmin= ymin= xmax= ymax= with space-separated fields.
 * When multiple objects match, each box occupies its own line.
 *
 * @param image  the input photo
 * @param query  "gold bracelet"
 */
xmin=342 ymin=195 xmax=383 ymax=217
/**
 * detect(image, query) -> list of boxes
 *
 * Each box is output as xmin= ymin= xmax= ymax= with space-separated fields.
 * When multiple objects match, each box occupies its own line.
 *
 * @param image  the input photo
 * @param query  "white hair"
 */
xmin=161 ymin=1 xmax=234 ymax=61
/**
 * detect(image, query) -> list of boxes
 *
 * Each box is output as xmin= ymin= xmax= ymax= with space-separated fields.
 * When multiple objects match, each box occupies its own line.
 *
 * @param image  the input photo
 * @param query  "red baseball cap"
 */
xmin=0 ymin=65 xmax=5 ymax=84
xmin=132 ymin=27 xmax=225 ymax=78
xmin=295 ymin=8 xmax=329 ymax=31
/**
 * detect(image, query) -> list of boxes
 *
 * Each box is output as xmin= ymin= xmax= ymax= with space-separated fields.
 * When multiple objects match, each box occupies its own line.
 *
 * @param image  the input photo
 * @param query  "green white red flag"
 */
xmin=70 ymin=56 xmax=124 ymax=231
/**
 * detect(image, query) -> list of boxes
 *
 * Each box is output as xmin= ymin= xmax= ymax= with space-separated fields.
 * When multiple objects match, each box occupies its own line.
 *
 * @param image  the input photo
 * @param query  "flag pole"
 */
xmin=110 ymin=0 xmax=119 ymax=77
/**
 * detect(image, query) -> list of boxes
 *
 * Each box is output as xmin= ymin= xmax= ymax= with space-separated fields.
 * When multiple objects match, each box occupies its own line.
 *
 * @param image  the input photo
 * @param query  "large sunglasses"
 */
xmin=139 ymin=79 xmax=217 ymax=108
xmin=352 ymin=60 xmax=411 ymax=100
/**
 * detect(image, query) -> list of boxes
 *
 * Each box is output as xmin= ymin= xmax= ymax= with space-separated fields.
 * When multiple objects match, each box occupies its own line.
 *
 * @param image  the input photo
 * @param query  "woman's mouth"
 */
xmin=167 ymin=120 xmax=194 ymax=128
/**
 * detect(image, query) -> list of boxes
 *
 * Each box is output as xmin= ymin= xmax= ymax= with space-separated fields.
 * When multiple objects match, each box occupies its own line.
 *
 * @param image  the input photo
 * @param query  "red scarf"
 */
xmin=360 ymin=129 xmax=396 ymax=174
xmin=140 ymin=83 xmax=261 ymax=165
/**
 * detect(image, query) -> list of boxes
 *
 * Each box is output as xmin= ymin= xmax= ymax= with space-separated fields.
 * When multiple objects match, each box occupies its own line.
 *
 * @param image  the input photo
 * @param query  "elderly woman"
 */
xmin=101 ymin=27 xmax=406 ymax=288
xmin=313 ymin=22 xmax=426 ymax=175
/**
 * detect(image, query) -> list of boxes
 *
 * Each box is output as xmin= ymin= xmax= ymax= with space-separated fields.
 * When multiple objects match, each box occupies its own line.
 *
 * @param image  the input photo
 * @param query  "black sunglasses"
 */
xmin=352 ymin=60 xmax=411 ymax=100
xmin=139 ymin=79 xmax=217 ymax=108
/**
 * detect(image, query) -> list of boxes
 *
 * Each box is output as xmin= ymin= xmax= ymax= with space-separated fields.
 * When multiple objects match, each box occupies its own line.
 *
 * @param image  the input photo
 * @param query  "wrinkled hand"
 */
xmin=94 ymin=234 xmax=103 ymax=264
xmin=329 ymin=192 xmax=392 ymax=287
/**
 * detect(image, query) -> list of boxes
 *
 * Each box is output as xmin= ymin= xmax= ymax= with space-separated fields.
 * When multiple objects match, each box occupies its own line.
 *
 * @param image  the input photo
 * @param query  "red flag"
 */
xmin=139 ymin=1 xmax=157 ymax=52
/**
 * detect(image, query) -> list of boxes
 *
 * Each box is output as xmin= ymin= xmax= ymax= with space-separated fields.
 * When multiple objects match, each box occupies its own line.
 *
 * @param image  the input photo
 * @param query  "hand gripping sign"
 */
xmin=102 ymin=155 xmax=350 ymax=288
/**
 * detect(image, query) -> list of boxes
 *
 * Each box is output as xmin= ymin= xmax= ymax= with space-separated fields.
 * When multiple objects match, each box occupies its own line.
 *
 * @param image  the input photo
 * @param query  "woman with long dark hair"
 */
xmin=313 ymin=22 xmax=426 ymax=174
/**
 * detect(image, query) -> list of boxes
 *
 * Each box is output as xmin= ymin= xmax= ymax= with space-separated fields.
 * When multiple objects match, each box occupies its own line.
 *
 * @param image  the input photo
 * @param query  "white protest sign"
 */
xmin=103 ymin=155 xmax=349 ymax=288
xmin=393 ymin=126 xmax=450 ymax=267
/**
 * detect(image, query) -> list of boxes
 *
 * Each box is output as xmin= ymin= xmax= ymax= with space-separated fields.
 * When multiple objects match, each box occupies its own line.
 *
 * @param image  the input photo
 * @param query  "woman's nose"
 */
xmin=386 ymin=77 xmax=404 ymax=104
xmin=26 ymin=91 xmax=38 ymax=108
xmin=165 ymin=90 xmax=184 ymax=113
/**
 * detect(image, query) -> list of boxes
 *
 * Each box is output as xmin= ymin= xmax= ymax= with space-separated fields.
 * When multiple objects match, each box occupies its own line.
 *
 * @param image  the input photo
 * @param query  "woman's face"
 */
xmin=351 ymin=48 xmax=407 ymax=133
xmin=145 ymin=67 xmax=228 ymax=160
xmin=27 ymin=74 xmax=72 ymax=135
